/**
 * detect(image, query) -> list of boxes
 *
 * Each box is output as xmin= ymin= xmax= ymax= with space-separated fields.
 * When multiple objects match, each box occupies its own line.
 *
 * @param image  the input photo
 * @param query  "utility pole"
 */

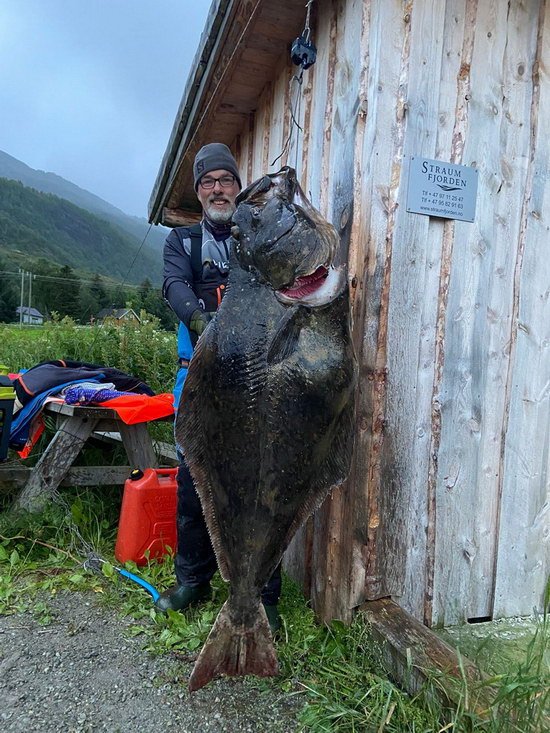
xmin=19 ymin=269 xmax=25 ymax=328
xmin=28 ymin=270 xmax=33 ymax=323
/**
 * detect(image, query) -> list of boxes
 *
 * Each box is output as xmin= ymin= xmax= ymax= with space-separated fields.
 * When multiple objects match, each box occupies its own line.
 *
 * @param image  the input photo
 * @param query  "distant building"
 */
xmin=95 ymin=307 xmax=140 ymax=325
xmin=16 ymin=306 xmax=44 ymax=325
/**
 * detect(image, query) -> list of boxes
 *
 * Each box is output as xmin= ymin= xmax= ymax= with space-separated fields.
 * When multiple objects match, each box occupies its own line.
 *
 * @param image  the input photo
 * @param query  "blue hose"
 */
xmin=115 ymin=567 xmax=160 ymax=603
xmin=84 ymin=554 xmax=161 ymax=603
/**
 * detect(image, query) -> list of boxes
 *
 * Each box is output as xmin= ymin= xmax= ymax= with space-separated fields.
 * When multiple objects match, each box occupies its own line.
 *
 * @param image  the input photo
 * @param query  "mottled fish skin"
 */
xmin=178 ymin=167 xmax=356 ymax=691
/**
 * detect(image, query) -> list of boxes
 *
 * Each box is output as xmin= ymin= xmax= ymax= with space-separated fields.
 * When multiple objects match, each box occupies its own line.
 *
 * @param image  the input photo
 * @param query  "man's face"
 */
xmin=197 ymin=168 xmax=240 ymax=224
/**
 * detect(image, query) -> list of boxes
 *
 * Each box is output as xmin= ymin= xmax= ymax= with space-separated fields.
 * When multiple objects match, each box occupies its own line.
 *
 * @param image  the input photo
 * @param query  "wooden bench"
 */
xmin=7 ymin=401 xmax=176 ymax=512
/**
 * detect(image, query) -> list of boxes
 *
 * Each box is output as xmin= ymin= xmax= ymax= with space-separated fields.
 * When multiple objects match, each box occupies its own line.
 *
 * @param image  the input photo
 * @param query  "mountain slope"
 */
xmin=0 ymin=149 xmax=169 ymax=252
xmin=0 ymin=178 xmax=162 ymax=284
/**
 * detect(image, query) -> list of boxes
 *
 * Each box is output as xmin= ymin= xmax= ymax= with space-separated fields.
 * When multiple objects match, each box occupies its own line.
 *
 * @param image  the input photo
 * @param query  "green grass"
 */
xmin=438 ymin=617 xmax=548 ymax=673
xmin=0 ymin=483 xmax=547 ymax=733
xmin=0 ymin=324 xmax=45 ymax=344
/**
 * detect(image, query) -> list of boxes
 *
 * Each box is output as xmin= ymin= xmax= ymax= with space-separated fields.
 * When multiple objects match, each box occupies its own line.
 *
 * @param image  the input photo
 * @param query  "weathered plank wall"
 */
xmin=493 ymin=1 xmax=550 ymax=619
xmin=233 ymin=0 xmax=549 ymax=626
xmin=432 ymin=0 xmax=546 ymax=626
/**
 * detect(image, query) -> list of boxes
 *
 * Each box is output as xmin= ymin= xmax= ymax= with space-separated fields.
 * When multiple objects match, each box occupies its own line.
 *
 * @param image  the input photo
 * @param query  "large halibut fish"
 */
xmin=177 ymin=166 xmax=356 ymax=691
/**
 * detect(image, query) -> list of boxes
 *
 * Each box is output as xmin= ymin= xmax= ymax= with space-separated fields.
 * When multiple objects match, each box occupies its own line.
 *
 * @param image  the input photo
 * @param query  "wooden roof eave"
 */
xmin=148 ymin=0 xmax=234 ymax=225
xmin=149 ymin=0 xmax=308 ymax=227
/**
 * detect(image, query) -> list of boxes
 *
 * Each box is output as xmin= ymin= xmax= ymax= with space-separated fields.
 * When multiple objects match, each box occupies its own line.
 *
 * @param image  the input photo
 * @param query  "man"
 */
xmin=157 ymin=143 xmax=281 ymax=633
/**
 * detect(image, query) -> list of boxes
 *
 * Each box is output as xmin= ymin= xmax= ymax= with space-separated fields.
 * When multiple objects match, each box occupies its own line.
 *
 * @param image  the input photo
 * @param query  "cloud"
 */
xmin=0 ymin=0 xmax=211 ymax=216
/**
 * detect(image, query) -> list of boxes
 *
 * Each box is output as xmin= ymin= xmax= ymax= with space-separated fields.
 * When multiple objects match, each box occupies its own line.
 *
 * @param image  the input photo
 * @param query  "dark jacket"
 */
xmin=162 ymin=221 xmax=231 ymax=329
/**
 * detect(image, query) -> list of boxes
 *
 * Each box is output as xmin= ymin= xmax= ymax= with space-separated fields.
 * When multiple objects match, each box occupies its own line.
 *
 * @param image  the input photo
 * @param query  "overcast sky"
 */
xmin=0 ymin=0 xmax=211 ymax=217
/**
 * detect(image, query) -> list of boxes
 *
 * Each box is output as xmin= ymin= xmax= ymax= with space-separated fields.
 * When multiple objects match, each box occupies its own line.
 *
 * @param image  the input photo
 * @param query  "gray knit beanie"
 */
xmin=193 ymin=143 xmax=242 ymax=190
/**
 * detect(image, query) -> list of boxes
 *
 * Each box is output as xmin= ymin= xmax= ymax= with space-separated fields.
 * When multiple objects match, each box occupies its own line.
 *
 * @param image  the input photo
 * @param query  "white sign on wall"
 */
xmin=406 ymin=156 xmax=478 ymax=222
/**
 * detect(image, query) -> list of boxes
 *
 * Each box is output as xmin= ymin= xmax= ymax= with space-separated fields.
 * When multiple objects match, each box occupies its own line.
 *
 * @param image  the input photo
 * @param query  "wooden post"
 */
xmin=119 ymin=423 xmax=158 ymax=471
xmin=14 ymin=415 xmax=97 ymax=512
xmin=361 ymin=598 xmax=493 ymax=715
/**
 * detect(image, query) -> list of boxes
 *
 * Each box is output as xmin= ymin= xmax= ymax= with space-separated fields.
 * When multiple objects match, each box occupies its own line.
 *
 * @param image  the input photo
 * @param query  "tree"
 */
xmin=33 ymin=260 xmax=67 ymax=317
xmin=79 ymin=283 xmax=100 ymax=324
xmin=90 ymin=273 xmax=109 ymax=310
xmin=55 ymin=265 xmax=80 ymax=319
xmin=136 ymin=277 xmax=177 ymax=330
xmin=107 ymin=282 xmax=134 ymax=310
xmin=79 ymin=273 xmax=110 ymax=323
xmin=137 ymin=278 xmax=157 ymax=314
xmin=0 ymin=257 xmax=18 ymax=322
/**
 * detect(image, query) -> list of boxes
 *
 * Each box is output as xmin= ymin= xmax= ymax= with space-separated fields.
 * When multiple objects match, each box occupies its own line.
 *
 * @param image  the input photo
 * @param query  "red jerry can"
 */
xmin=115 ymin=467 xmax=178 ymax=566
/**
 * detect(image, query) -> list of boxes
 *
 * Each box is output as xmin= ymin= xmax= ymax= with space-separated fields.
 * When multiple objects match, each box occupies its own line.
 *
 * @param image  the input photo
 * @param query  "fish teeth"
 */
xmin=276 ymin=266 xmax=346 ymax=307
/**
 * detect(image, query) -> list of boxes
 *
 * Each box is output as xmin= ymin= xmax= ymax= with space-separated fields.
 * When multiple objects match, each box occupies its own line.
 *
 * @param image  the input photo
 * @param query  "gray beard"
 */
xmin=204 ymin=201 xmax=236 ymax=224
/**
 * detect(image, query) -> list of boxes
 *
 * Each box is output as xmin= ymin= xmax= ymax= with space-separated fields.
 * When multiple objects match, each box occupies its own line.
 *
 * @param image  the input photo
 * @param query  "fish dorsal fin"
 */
xmin=266 ymin=307 xmax=303 ymax=365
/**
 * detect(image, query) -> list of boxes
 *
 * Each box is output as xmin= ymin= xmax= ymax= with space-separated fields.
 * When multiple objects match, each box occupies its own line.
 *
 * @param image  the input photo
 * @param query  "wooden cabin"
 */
xmin=149 ymin=0 xmax=549 ymax=628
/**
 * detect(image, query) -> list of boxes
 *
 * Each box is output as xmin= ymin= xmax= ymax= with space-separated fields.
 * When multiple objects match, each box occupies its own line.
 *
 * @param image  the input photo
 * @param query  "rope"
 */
xmin=304 ymin=0 xmax=314 ymax=42
xmin=270 ymin=1 xmax=316 ymax=169
xmin=271 ymin=69 xmax=305 ymax=168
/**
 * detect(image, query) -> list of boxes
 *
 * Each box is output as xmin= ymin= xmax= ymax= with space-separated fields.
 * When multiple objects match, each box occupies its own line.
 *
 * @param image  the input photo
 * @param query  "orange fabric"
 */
xmin=17 ymin=414 xmax=45 ymax=459
xmin=99 ymin=392 xmax=175 ymax=425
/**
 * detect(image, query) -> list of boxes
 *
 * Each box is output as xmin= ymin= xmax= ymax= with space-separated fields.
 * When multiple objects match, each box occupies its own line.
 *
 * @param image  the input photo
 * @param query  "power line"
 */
xmin=0 ymin=270 xmax=147 ymax=290
xmin=120 ymin=223 xmax=153 ymax=290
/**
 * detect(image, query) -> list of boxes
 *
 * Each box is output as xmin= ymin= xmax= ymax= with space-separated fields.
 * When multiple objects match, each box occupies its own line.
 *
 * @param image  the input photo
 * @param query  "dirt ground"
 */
xmin=0 ymin=591 xmax=303 ymax=733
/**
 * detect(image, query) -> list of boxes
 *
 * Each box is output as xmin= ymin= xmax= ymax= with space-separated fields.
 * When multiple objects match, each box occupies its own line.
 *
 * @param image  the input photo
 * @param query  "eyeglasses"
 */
xmin=199 ymin=174 xmax=237 ymax=189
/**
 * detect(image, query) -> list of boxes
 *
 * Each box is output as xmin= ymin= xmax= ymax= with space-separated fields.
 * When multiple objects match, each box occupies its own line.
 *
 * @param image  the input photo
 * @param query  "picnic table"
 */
xmin=6 ymin=401 xmax=176 ymax=512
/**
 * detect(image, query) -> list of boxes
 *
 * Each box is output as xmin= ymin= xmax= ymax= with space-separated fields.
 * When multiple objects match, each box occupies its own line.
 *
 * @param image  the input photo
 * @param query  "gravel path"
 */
xmin=0 ymin=592 xmax=303 ymax=733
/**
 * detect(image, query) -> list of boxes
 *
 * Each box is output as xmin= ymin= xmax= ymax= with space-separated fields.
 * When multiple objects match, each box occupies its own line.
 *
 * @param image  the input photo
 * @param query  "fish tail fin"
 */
xmin=188 ymin=600 xmax=278 ymax=692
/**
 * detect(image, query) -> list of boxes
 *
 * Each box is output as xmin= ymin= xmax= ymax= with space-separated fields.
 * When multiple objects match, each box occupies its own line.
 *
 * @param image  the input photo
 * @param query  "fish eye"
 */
xmin=251 ymin=206 xmax=262 ymax=218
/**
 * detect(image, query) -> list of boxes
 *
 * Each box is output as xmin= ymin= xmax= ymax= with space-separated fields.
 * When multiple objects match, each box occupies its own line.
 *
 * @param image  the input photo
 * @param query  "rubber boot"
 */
xmin=263 ymin=604 xmax=282 ymax=637
xmin=154 ymin=582 xmax=212 ymax=613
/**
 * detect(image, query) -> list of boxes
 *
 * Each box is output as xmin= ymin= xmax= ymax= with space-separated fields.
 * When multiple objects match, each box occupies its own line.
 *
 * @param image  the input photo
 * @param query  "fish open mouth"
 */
xmin=278 ymin=265 xmax=328 ymax=299
xmin=276 ymin=264 xmax=346 ymax=307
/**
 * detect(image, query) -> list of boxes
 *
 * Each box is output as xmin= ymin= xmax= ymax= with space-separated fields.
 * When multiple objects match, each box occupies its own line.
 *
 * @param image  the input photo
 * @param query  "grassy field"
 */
xmin=1 ymin=319 xmax=548 ymax=731
xmin=0 ymin=324 xmax=45 ymax=342
xmin=0 ymin=317 xmax=177 ymax=395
